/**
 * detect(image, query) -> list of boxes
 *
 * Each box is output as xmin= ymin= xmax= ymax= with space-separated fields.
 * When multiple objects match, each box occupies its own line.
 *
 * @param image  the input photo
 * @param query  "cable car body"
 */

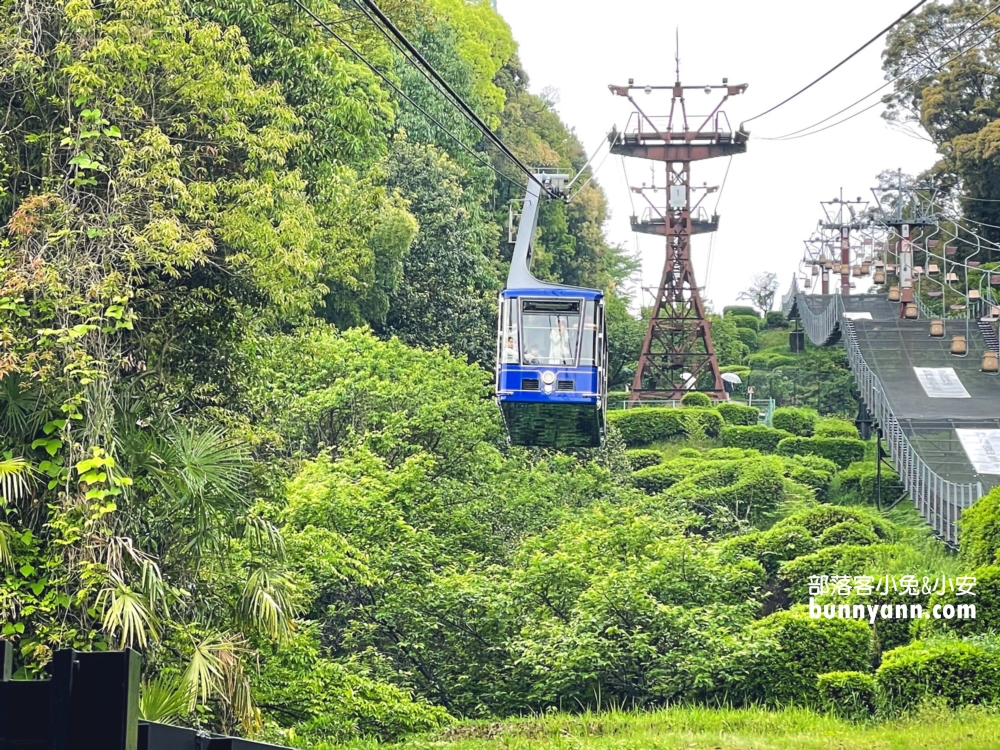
xmin=496 ymin=174 xmax=607 ymax=448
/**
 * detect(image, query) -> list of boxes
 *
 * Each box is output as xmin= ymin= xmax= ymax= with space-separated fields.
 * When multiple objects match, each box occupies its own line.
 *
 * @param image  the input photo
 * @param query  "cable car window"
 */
xmin=579 ymin=300 xmax=598 ymax=367
xmin=521 ymin=299 xmax=581 ymax=366
xmin=500 ymin=298 xmax=519 ymax=364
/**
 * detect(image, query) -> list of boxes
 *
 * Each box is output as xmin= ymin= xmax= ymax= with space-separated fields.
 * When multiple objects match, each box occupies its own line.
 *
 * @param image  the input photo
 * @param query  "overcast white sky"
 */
xmin=497 ymin=0 xmax=939 ymax=310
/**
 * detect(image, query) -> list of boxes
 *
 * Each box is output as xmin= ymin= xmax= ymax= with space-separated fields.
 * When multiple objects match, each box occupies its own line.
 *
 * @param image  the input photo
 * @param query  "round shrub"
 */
xmin=720 ymin=365 xmax=751 ymax=376
xmin=755 ymin=524 xmax=817 ymax=575
xmin=676 ymin=447 xmax=701 ymax=458
xmin=777 ymin=437 xmax=866 ymax=469
xmin=817 ymin=671 xmax=877 ymax=721
xmin=830 ymin=461 xmax=902 ymax=506
xmin=680 ymin=391 xmax=712 ymax=407
xmin=723 ymin=305 xmax=759 ymax=318
xmin=783 ymin=460 xmax=835 ymax=502
xmin=736 ymin=328 xmax=759 ymax=352
xmin=775 ymin=505 xmax=896 ymax=542
xmin=717 ymin=531 xmax=764 ymax=564
xmin=731 ymin=315 xmax=761 ymax=332
xmin=779 ymin=544 xmax=895 ymax=603
xmin=632 ymin=462 xmax=690 ymax=494
xmin=819 ymin=521 xmax=880 ymax=548
xmin=609 ymin=407 xmax=725 ymax=446
xmin=815 ymin=418 xmax=859 ymax=439
xmin=745 ymin=353 xmax=797 ymax=370
xmin=925 ymin=565 xmax=1000 ymax=637
xmin=772 ymin=407 xmax=818 ymax=437
xmin=789 ymin=453 xmax=839 ymax=475
xmin=876 ymin=640 xmax=1000 ymax=712
xmin=703 ymin=447 xmax=758 ymax=461
xmin=721 ymin=425 xmax=792 ymax=453
xmin=765 ymin=310 xmax=788 ymax=329
xmin=625 ymin=449 xmax=664 ymax=471
xmin=664 ymin=456 xmax=786 ymax=527
xmin=959 ymin=485 xmax=1000 ymax=567
xmin=717 ymin=402 xmax=758 ymax=426
xmin=741 ymin=608 xmax=871 ymax=707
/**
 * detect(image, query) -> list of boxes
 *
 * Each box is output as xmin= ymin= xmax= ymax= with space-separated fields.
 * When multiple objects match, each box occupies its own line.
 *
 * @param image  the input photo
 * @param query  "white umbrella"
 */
xmin=721 ymin=372 xmax=743 ymax=385
xmin=680 ymin=372 xmax=696 ymax=390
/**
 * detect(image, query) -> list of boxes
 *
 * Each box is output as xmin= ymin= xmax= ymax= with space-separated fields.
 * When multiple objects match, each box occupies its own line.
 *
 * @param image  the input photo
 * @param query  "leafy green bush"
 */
xmin=774 ymin=505 xmax=896 ymax=542
xmin=765 ymin=310 xmax=788 ymax=329
xmin=830 ymin=461 xmax=902 ymax=506
xmin=741 ymin=608 xmax=871 ymax=706
xmin=756 ymin=524 xmax=817 ymax=575
xmin=703 ymin=447 xmax=758 ymax=461
xmin=817 ymin=671 xmax=877 ymax=721
xmin=717 ymin=402 xmax=759 ymax=426
xmin=721 ymin=425 xmax=793 ymax=453
xmin=736 ymin=328 xmax=759 ymax=351
xmin=876 ymin=640 xmax=1000 ymax=712
xmin=772 ymin=407 xmax=818 ymax=437
xmin=779 ymin=544 xmax=900 ymax=603
xmin=815 ymin=417 xmax=859 ymax=439
xmin=677 ymin=448 xmax=702 ymax=458
xmin=720 ymin=365 xmax=751 ymax=376
xmin=819 ymin=521 xmax=880 ymax=547
xmin=959 ymin=485 xmax=1000 ymax=567
xmin=664 ymin=456 xmax=786 ymax=527
xmin=608 ymin=407 xmax=723 ymax=446
xmin=724 ymin=305 xmax=760 ymax=318
xmin=781 ymin=456 xmax=836 ymax=502
xmin=681 ymin=391 xmax=712 ymax=407
xmin=625 ymin=449 xmax=664 ymax=471
xmin=731 ymin=315 xmax=761 ymax=332
xmin=746 ymin=352 xmax=797 ymax=370
xmin=777 ymin=437 xmax=866 ymax=469
xmin=925 ymin=565 xmax=1000 ymax=637
xmin=632 ymin=461 xmax=693 ymax=494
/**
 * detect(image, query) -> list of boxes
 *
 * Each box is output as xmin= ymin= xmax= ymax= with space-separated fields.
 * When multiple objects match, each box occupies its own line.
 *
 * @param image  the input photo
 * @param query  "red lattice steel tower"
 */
xmin=610 ymin=77 xmax=748 ymax=402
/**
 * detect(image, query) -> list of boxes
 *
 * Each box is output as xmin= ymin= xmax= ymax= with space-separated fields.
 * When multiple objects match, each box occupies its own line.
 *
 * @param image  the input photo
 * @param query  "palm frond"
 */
xmin=236 ymin=566 xmax=299 ymax=640
xmin=0 ymin=456 xmax=34 ymax=504
xmin=0 ymin=522 xmax=14 ymax=571
xmin=138 ymin=675 xmax=192 ymax=725
xmin=97 ymin=575 xmax=159 ymax=649
xmin=157 ymin=425 xmax=250 ymax=503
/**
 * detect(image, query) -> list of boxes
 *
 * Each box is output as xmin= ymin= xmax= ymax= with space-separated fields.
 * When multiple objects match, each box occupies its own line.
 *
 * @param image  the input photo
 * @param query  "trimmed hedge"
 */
xmin=625 ymin=449 xmax=664 ymax=471
xmin=772 ymin=407 xmax=818 ymax=437
xmin=720 ymin=365 xmax=751 ymax=376
xmin=779 ymin=544 xmax=895 ymax=603
xmin=663 ymin=456 xmax=786 ymax=526
xmin=607 ymin=391 xmax=629 ymax=410
xmin=732 ymin=315 xmax=761 ymax=332
xmin=703 ymin=447 xmax=758 ymax=461
xmin=926 ymin=564 xmax=1000 ymax=637
xmin=765 ymin=310 xmax=788 ymax=329
xmin=777 ymin=436 xmax=866 ymax=469
xmin=781 ymin=456 xmax=836 ymax=502
xmin=736 ymin=327 xmax=759 ymax=351
xmin=746 ymin=352 xmax=797 ymax=370
xmin=959 ymin=485 xmax=1000 ymax=567
xmin=722 ymin=425 xmax=792 ymax=453
xmin=774 ymin=505 xmax=896 ymax=542
xmin=755 ymin=524 xmax=817 ymax=575
xmin=815 ymin=417 xmax=859 ymax=439
xmin=717 ymin=402 xmax=759 ymax=426
xmin=830 ymin=461 xmax=902 ymax=506
xmin=680 ymin=391 xmax=712 ymax=407
xmin=723 ymin=305 xmax=759 ymax=318
xmin=632 ymin=460 xmax=698 ymax=494
xmin=607 ymin=407 xmax=724 ymax=446
xmin=877 ymin=640 xmax=1000 ymax=712
xmin=817 ymin=671 xmax=877 ymax=721
xmin=742 ymin=608 xmax=871 ymax=707
xmin=818 ymin=521 xmax=880 ymax=548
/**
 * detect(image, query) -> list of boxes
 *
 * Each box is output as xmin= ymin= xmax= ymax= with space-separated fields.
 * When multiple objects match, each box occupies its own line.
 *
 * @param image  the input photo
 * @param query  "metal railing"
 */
xmin=789 ymin=282 xmax=982 ymax=546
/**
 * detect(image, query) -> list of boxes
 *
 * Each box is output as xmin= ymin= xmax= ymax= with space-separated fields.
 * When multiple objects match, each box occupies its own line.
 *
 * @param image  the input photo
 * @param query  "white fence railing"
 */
xmin=786 ymin=281 xmax=982 ymax=546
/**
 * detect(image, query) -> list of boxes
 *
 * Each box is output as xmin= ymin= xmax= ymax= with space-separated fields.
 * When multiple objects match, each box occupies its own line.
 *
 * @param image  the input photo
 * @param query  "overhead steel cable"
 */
xmin=289 ymin=0 xmax=521 ymax=189
xmin=744 ymin=0 xmax=929 ymax=124
xmin=352 ymin=0 xmax=562 ymax=198
xmin=758 ymin=2 xmax=1000 ymax=141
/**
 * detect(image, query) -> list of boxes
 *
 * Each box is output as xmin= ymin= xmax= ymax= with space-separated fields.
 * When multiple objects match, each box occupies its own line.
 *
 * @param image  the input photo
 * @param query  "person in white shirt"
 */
xmin=549 ymin=318 xmax=573 ymax=365
xmin=503 ymin=336 xmax=519 ymax=363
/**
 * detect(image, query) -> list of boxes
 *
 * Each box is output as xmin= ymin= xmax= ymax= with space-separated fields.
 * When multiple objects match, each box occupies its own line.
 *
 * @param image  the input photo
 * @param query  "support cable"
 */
xmin=758 ymin=3 xmax=1000 ymax=141
xmin=289 ymin=0 xmax=521 ymax=188
xmin=744 ymin=0 xmax=929 ymax=123
xmin=352 ymin=0 xmax=561 ymax=197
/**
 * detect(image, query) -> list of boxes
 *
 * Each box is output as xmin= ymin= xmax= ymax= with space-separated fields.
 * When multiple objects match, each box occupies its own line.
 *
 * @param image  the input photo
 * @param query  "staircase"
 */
xmin=978 ymin=318 xmax=1000 ymax=353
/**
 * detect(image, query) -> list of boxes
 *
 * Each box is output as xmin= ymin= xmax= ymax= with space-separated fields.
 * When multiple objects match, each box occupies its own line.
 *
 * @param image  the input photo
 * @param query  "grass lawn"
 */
xmin=352 ymin=705 xmax=1000 ymax=749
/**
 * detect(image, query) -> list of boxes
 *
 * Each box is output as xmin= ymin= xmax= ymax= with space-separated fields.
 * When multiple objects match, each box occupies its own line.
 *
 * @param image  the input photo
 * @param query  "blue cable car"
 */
xmin=496 ymin=174 xmax=607 ymax=448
